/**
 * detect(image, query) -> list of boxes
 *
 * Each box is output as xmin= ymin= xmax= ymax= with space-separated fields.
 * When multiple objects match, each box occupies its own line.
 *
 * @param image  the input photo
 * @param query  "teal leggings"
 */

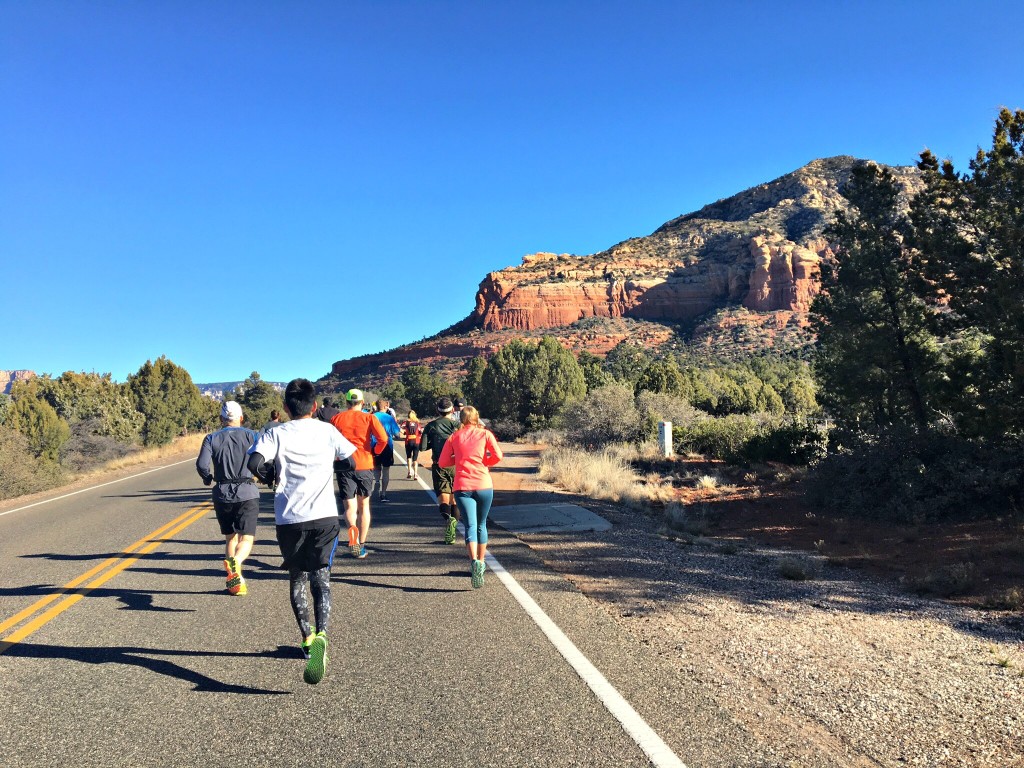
xmin=454 ymin=489 xmax=494 ymax=544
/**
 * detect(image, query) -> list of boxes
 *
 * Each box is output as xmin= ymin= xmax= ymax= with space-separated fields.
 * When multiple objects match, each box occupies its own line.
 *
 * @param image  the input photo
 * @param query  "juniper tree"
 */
xmin=811 ymin=162 xmax=940 ymax=431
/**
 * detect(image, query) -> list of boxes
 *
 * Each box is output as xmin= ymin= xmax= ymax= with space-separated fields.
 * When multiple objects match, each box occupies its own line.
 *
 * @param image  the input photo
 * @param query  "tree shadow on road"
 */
xmin=0 ymin=641 xmax=294 ymax=694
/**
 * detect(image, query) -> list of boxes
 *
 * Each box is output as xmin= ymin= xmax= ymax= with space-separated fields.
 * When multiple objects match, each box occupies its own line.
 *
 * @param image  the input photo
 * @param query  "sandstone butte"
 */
xmin=324 ymin=156 xmax=922 ymax=388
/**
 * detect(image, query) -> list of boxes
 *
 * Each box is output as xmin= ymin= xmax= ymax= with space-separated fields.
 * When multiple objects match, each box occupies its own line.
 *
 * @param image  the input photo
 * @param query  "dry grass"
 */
xmin=82 ymin=433 xmax=206 ymax=477
xmin=539 ymin=444 xmax=653 ymax=508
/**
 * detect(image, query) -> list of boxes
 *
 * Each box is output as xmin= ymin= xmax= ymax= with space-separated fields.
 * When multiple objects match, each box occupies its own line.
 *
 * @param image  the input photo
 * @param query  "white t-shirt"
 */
xmin=249 ymin=418 xmax=356 ymax=526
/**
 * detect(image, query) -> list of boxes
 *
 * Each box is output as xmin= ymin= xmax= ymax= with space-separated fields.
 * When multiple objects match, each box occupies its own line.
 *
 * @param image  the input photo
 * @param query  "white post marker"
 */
xmin=659 ymin=420 xmax=673 ymax=458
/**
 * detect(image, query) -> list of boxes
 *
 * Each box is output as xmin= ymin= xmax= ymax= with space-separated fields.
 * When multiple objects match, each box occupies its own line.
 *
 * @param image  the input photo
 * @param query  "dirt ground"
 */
xmin=489 ymin=446 xmax=1024 ymax=611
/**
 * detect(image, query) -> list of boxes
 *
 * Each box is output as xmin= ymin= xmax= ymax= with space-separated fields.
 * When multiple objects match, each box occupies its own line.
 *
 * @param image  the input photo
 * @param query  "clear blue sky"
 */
xmin=3 ymin=1 xmax=1022 ymax=384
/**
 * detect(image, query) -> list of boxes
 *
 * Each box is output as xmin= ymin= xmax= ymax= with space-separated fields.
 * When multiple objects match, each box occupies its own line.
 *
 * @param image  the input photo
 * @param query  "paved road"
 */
xmin=0 ymin=458 xmax=692 ymax=768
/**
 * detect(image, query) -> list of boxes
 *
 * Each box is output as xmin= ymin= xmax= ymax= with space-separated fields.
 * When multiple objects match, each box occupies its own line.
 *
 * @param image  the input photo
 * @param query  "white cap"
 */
xmin=221 ymin=401 xmax=243 ymax=421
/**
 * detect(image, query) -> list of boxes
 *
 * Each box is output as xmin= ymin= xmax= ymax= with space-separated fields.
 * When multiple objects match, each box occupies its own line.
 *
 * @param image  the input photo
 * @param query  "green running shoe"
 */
xmin=300 ymin=632 xmax=316 ymax=660
xmin=471 ymin=558 xmax=485 ymax=589
xmin=444 ymin=515 xmax=458 ymax=545
xmin=303 ymin=631 xmax=328 ymax=685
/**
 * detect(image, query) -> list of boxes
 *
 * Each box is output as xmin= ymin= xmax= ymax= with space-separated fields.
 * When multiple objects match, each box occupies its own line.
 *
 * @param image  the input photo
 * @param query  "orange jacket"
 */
xmin=330 ymin=409 xmax=388 ymax=471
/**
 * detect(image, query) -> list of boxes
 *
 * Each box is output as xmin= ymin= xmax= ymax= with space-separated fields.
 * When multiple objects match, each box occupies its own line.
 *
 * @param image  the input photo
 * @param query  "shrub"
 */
xmin=59 ymin=419 xmax=136 ymax=473
xmin=778 ymin=556 xmax=816 ymax=581
xmin=807 ymin=428 xmax=1024 ymax=523
xmin=539 ymin=444 xmax=648 ymax=506
xmin=488 ymin=420 xmax=525 ymax=442
xmin=743 ymin=419 xmax=829 ymax=464
xmin=561 ymin=382 xmax=643 ymax=448
xmin=0 ymin=425 xmax=64 ymax=500
xmin=673 ymin=414 xmax=766 ymax=461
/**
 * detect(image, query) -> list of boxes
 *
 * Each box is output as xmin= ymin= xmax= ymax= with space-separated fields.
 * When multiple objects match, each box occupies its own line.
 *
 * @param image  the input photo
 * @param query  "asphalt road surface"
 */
xmin=0 ymin=458 xmax=695 ymax=768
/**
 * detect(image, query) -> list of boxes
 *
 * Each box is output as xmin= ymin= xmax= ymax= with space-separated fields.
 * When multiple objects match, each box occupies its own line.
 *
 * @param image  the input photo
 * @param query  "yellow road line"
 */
xmin=0 ymin=502 xmax=213 ymax=653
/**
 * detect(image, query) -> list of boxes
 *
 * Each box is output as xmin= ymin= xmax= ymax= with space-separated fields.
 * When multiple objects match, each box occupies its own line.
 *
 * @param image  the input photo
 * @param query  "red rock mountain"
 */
xmin=0 ymin=369 xmax=36 ymax=395
xmin=323 ymin=157 xmax=920 ymax=390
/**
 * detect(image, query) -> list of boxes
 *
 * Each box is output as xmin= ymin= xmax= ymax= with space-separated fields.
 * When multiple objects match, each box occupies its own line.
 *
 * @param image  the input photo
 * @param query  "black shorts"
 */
xmin=373 ymin=444 xmax=395 ymax=468
xmin=276 ymin=517 xmax=341 ymax=572
xmin=431 ymin=465 xmax=455 ymax=495
xmin=214 ymin=498 xmax=259 ymax=536
xmin=405 ymin=442 xmax=420 ymax=461
xmin=337 ymin=469 xmax=375 ymax=499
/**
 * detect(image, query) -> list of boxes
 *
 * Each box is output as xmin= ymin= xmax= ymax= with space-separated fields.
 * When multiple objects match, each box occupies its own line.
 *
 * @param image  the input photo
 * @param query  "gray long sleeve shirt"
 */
xmin=196 ymin=426 xmax=260 ymax=503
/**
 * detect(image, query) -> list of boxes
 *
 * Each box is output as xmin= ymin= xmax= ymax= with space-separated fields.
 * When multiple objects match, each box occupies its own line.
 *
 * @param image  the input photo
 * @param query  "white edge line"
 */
xmin=406 ymin=454 xmax=687 ymax=768
xmin=0 ymin=457 xmax=196 ymax=518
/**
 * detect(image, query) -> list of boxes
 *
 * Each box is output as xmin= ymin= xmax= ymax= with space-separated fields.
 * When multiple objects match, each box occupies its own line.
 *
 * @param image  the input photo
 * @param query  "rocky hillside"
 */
xmin=321 ymin=157 xmax=921 ymax=391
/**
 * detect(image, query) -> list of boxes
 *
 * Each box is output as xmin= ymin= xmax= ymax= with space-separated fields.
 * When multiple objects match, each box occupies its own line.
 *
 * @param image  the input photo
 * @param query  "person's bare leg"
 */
xmin=234 ymin=534 xmax=254 ymax=565
xmin=357 ymin=495 xmax=372 ymax=545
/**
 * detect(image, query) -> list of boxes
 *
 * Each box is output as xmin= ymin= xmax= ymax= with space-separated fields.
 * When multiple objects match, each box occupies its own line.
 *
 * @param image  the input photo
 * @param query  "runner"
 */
xmin=329 ymin=388 xmax=388 ymax=558
xmin=195 ymin=400 xmax=259 ymax=596
xmin=259 ymin=409 xmax=284 ymax=434
xmin=246 ymin=378 xmax=356 ymax=685
xmin=451 ymin=397 xmax=464 ymax=423
xmin=401 ymin=410 xmax=422 ymax=479
xmin=419 ymin=396 xmax=462 ymax=544
xmin=437 ymin=405 xmax=504 ymax=588
xmin=372 ymin=398 xmax=402 ymax=503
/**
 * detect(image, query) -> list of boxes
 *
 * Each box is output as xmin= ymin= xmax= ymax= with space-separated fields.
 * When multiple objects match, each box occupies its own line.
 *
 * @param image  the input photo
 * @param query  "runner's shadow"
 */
xmin=1 ymin=642 xmax=294 ymax=695
xmin=334 ymin=576 xmax=465 ymax=594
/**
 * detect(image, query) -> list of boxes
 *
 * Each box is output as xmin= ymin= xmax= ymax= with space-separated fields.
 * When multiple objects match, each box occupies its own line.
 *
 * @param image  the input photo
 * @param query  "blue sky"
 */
xmin=2 ymin=1 xmax=1022 ymax=384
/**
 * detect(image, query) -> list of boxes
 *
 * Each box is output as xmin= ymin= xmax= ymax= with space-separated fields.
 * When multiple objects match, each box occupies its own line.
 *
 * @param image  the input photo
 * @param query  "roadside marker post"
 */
xmin=659 ymin=421 xmax=673 ymax=457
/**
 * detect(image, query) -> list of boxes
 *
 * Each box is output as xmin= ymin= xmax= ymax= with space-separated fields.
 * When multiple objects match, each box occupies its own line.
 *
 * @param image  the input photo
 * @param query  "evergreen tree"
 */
xmin=576 ymin=350 xmax=611 ymax=393
xmin=7 ymin=385 xmax=70 ymax=461
xmin=460 ymin=356 xmax=487 ymax=406
xmin=127 ymin=356 xmax=208 ymax=445
xmin=401 ymin=365 xmax=449 ymax=417
xmin=635 ymin=359 xmax=685 ymax=397
xmin=601 ymin=341 xmax=651 ymax=384
xmin=28 ymin=371 xmax=143 ymax=444
xmin=231 ymin=371 xmax=284 ymax=430
xmin=811 ymin=162 xmax=940 ymax=430
xmin=911 ymin=108 xmax=1024 ymax=437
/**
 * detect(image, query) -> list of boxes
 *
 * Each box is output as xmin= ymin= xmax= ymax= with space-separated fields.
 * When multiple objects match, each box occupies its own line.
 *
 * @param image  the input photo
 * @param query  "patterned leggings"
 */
xmin=289 ymin=566 xmax=332 ymax=638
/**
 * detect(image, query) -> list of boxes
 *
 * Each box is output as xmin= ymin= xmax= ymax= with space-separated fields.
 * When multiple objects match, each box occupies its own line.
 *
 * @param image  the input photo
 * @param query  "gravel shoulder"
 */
xmin=489 ymin=444 xmax=1024 ymax=768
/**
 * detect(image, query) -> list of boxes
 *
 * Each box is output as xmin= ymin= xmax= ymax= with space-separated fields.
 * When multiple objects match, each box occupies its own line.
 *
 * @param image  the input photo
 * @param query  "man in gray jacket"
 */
xmin=196 ymin=400 xmax=259 ymax=595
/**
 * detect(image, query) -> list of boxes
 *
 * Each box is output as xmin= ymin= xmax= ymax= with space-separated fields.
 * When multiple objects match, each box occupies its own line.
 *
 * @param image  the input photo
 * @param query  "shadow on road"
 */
xmin=1 ymin=641 xmax=293 ymax=695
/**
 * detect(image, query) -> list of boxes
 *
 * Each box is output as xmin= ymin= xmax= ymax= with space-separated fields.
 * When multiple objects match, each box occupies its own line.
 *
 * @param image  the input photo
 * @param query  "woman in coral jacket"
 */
xmin=437 ymin=405 xmax=503 ymax=589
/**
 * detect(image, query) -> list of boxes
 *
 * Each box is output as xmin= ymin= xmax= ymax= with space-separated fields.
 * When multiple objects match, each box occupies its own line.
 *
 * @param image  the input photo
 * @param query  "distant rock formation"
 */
xmin=455 ymin=157 xmax=920 ymax=333
xmin=0 ymin=369 xmax=36 ymax=395
xmin=323 ymin=156 xmax=923 ymax=389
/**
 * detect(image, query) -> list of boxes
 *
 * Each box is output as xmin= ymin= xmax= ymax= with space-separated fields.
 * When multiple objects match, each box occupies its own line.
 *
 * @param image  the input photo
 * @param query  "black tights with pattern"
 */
xmin=289 ymin=566 xmax=332 ymax=638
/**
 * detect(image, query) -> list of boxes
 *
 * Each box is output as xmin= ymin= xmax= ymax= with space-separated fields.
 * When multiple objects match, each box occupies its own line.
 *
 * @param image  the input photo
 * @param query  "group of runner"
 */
xmin=195 ymin=379 xmax=502 ymax=685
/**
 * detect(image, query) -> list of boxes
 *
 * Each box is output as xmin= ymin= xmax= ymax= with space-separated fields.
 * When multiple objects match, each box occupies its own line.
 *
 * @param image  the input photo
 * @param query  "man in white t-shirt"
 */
xmin=247 ymin=378 xmax=356 ymax=685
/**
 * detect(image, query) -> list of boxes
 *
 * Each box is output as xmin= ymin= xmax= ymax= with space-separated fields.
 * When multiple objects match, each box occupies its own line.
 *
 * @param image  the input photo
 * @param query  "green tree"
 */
xmin=401 ymin=365 xmax=450 ymax=417
xmin=635 ymin=359 xmax=685 ymax=397
xmin=7 ymin=384 xmax=71 ymax=461
xmin=479 ymin=336 xmax=586 ymax=429
xmin=0 ymin=393 xmax=9 ymax=426
xmin=911 ymin=107 xmax=1024 ymax=437
xmin=576 ymin=350 xmax=611 ymax=393
xmin=232 ymin=372 xmax=284 ymax=429
xmin=811 ymin=162 xmax=940 ymax=430
xmin=460 ymin=356 xmax=488 ymax=406
xmin=127 ymin=356 xmax=209 ymax=445
xmin=29 ymin=371 xmax=143 ymax=444
xmin=601 ymin=341 xmax=651 ymax=384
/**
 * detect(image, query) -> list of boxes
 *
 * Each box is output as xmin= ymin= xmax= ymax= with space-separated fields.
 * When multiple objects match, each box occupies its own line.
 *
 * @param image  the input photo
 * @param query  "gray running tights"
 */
xmin=289 ymin=566 xmax=331 ymax=637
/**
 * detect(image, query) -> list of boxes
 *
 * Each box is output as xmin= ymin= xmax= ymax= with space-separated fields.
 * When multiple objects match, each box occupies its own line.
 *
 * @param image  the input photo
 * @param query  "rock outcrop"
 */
xmin=323 ymin=156 xmax=922 ymax=389
xmin=456 ymin=157 xmax=920 ymax=333
xmin=0 ymin=370 xmax=36 ymax=395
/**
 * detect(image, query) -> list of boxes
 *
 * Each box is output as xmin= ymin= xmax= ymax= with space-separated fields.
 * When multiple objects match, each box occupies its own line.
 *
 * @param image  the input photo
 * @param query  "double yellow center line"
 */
xmin=0 ymin=501 xmax=213 ymax=655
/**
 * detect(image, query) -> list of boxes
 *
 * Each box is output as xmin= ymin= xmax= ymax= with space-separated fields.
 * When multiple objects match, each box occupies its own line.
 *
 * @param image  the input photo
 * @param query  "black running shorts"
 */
xmin=337 ymin=468 xmax=374 ymax=499
xmin=431 ymin=465 xmax=455 ymax=495
xmin=373 ymin=444 xmax=395 ymax=468
xmin=276 ymin=517 xmax=341 ymax=572
xmin=405 ymin=441 xmax=420 ymax=461
xmin=214 ymin=498 xmax=259 ymax=536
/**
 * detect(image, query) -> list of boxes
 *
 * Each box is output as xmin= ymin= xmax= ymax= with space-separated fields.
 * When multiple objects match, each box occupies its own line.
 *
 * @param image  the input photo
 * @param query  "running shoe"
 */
xmin=379 ymin=495 xmax=389 ymax=503
xmin=444 ymin=515 xmax=458 ymax=545
xmin=225 ymin=557 xmax=246 ymax=595
xmin=303 ymin=631 xmax=328 ymax=685
xmin=471 ymin=558 xmax=485 ymax=589
xmin=348 ymin=525 xmax=360 ymax=557
xmin=300 ymin=632 xmax=316 ymax=660
xmin=356 ymin=545 xmax=368 ymax=559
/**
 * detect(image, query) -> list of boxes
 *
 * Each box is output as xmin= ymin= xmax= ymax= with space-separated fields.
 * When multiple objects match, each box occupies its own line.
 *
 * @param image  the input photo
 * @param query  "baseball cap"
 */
xmin=345 ymin=388 xmax=364 ymax=403
xmin=221 ymin=401 xmax=243 ymax=421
